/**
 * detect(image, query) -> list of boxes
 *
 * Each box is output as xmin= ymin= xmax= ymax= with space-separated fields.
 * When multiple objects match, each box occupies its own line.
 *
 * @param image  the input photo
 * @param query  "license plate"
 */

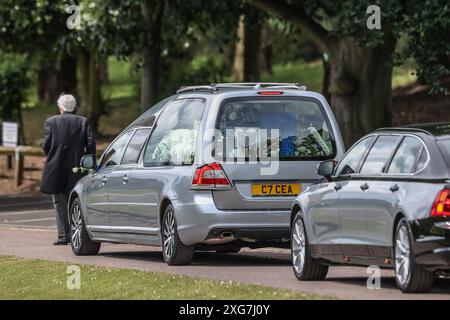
xmin=251 ymin=183 xmax=301 ymax=197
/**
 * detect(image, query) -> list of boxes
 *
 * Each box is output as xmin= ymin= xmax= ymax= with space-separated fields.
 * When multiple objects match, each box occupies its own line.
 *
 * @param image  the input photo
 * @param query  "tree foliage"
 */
xmin=249 ymin=0 xmax=450 ymax=92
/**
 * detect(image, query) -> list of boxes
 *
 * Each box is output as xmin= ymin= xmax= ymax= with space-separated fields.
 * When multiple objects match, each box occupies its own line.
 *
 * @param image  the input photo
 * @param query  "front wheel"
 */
xmin=394 ymin=218 xmax=434 ymax=293
xmin=291 ymin=213 xmax=328 ymax=280
xmin=70 ymin=198 xmax=101 ymax=255
xmin=161 ymin=204 xmax=194 ymax=265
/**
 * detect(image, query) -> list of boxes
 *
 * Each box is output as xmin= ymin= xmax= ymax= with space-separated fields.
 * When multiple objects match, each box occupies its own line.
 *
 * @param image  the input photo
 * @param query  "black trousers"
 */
xmin=52 ymin=193 xmax=70 ymax=241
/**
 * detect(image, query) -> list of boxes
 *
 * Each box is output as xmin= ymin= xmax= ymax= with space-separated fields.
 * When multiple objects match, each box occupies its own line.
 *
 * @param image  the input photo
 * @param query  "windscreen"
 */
xmin=214 ymin=97 xmax=335 ymax=161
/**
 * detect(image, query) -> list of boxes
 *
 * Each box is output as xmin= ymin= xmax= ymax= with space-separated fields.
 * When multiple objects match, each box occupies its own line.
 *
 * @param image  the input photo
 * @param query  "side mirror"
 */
xmin=80 ymin=154 xmax=96 ymax=169
xmin=317 ymin=160 xmax=335 ymax=179
xmin=73 ymin=154 xmax=96 ymax=174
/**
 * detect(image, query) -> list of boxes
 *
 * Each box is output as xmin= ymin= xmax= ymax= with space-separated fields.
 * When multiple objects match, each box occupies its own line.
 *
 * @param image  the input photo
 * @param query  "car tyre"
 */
xmin=394 ymin=218 xmax=434 ymax=293
xmin=161 ymin=204 xmax=194 ymax=265
xmin=70 ymin=198 xmax=101 ymax=255
xmin=291 ymin=213 xmax=328 ymax=280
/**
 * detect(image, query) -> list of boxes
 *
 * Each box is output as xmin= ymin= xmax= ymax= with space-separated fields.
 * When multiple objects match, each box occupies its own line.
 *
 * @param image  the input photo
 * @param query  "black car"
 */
xmin=291 ymin=123 xmax=450 ymax=293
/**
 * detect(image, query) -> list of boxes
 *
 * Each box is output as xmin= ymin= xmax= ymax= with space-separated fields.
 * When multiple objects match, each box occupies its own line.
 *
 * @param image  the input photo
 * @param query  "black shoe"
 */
xmin=53 ymin=239 xmax=68 ymax=245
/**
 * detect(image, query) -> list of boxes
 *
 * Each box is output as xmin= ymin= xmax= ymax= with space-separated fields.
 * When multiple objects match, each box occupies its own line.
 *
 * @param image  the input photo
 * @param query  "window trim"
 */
xmin=336 ymin=133 xmax=430 ymax=179
xmin=120 ymin=127 xmax=152 ymax=166
xmin=334 ymin=135 xmax=377 ymax=177
xmin=141 ymin=97 xmax=206 ymax=168
xmin=383 ymin=134 xmax=431 ymax=176
xmin=99 ymin=129 xmax=135 ymax=169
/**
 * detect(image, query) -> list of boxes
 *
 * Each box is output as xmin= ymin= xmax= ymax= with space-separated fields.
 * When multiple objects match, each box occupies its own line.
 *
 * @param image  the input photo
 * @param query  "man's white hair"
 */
xmin=57 ymin=94 xmax=77 ymax=112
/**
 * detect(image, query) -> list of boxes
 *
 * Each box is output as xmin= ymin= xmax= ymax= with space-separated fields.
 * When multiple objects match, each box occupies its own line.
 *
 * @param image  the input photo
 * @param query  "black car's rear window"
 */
xmin=214 ymin=97 xmax=336 ymax=161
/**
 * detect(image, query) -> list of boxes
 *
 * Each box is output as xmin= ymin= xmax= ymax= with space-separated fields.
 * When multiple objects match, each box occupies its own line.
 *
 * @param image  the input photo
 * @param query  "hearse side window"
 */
xmin=143 ymin=98 xmax=205 ymax=166
xmin=335 ymin=136 xmax=375 ymax=176
xmin=387 ymin=137 xmax=425 ymax=174
xmin=360 ymin=135 xmax=400 ymax=174
xmin=101 ymin=131 xmax=134 ymax=168
xmin=121 ymin=128 xmax=151 ymax=165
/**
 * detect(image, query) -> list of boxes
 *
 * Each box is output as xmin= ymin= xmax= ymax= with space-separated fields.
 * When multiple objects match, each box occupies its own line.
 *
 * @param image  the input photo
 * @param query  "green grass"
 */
xmin=262 ymin=61 xmax=324 ymax=92
xmin=0 ymin=256 xmax=330 ymax=300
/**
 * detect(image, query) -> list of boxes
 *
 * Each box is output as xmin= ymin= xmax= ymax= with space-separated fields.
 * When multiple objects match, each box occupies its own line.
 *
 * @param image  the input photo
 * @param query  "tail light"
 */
xmin=192 ymin=162 xmax=231 ymax=189
xmin=431 ymin=189 xmax=450 ymax=217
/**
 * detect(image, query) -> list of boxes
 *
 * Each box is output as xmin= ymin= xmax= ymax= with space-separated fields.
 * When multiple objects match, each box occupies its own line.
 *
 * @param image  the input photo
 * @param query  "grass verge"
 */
xmin=0 ymin=256 xmax=331 ymax=300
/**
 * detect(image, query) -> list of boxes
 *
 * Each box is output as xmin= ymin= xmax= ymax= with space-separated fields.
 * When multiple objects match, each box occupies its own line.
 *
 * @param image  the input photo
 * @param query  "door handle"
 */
xmin=334 ymin=184 xmax=342 ymax=191
xmin=390 ymin=184 xmax=399 ymax=192
xmin=101 ymin=175 xmax=108 ymax=185
xmin=122 ymin=175 xmax=129 ymax=184
xmin=360 ymin=183 xmax=369 ymax=191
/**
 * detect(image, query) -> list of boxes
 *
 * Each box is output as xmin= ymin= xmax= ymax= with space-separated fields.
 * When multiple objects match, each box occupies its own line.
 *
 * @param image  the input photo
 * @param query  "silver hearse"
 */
xmin=68 ymin=83 xmax=344 ymax=265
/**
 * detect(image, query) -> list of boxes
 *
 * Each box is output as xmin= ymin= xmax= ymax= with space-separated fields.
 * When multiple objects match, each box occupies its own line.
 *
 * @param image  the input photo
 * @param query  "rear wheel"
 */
xmin=70 ymin=198 xmax=101 ymax=255
xmin=161 ymin=204 xmax=194 ymax=265
xmin=291 ymin=213 xmax=328 ymax=280
xmin=394 ymin=218 xmax=434 ymax=293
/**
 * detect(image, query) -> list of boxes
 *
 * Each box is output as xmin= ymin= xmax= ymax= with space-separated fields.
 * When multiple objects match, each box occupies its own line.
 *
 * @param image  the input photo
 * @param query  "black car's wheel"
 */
xmin=291 ymin=213 xmax=328 ymax=280
xmin=394 ymin=218 xmax=434 ymax=293
xmin=161 ymin=204 xmax=194 ymax=265
xmin=70 ymin=198 xmax=101 ymax=255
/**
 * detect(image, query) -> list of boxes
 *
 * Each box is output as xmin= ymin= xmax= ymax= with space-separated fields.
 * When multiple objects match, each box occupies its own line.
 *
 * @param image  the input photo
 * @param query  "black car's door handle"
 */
xmin=122 ymin=175 xmax=129 ymax=184
xmin=390 ymin=184 xmax=399 ymax=192
xmin=360 ymin=183 xmax=369 ymax=191
xmin=334 ymin=184 xmax=342 ymax=191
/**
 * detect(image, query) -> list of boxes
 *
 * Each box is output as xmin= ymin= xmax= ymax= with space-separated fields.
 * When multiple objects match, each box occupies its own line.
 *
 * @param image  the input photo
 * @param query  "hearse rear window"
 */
xmin=215 ymin=97 xmax=336 ymax=161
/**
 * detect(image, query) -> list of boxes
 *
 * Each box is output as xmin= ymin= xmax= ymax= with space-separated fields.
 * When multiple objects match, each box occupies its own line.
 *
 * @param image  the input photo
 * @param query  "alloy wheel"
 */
xmin=292 ymin=218 xmax=306 ymax=274
xmin=395 ymin=225 xmax=411 ymax=286
xmin=70 ymin=203 xmax=82 ymax=250
xmin=162 ymin=210 xmax=176 ymax=259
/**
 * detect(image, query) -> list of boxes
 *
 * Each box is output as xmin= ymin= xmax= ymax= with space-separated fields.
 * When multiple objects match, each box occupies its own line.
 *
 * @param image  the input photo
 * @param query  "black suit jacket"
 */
xmin=40 ymin=112 xmax=96 ymax=194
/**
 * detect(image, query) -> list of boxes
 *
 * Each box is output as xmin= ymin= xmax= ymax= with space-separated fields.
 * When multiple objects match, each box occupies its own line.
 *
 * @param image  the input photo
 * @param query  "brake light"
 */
xmin=257 ymin=91 xmax=284 ymax=95
xmin=192 ymin=162 xmax=231 ymax=188
xmin=431 ymin=189 xmax=450 ymax=217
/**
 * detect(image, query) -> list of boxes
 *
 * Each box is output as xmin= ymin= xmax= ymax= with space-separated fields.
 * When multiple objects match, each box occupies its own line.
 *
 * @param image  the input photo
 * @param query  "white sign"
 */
xmin=2 ymin=122 xmax=19 ymax=147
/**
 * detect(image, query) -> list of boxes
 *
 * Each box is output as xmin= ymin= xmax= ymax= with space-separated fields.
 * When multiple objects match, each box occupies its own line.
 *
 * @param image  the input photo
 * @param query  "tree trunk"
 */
xmin=78 ymin=50 xmax=90 ymax=115
xmin=322 ymin=53 xmax=330 ymax=101
xmin=260 ymin=22 xmax=273 ymax=75
xmin=243 ymin=9 xmax=262 ymax=82
xmin=328 ymin=33 xmax=396 ymax=146
xmin=230 ymin=16 xmax=245 ymax=82
xmin=231 ymin=11 xmax=263 ymax=83
xmin=88 ymin=51 xmax=103 ymax=135
xmin=140 ymin=0 xmax=165 ymax=113
xmin=57 ymin=53 xmax=77 ymax=94
xmin=37 ymin=55 xmax=58 ymax=104
xmin=77 ymin=49 xmax=103 ymax=135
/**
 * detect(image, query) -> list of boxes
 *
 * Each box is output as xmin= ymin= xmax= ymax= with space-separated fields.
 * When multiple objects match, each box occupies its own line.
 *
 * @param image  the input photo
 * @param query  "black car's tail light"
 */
xmin=431 ymin=189 xmax=450 ymax=217
xmin=191 ymin=162 xmax=231 ymax=189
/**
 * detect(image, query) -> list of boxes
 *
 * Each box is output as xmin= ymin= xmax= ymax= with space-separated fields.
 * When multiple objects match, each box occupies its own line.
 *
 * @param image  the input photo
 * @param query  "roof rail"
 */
xmin=375 ymin=127 xmax=432 ymax=135
xmin=176 ymin=82 xmax=307 ymax=94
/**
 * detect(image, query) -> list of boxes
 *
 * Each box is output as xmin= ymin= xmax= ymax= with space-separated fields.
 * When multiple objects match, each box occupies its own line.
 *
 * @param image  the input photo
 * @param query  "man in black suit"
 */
xmin=40 ymin=94 xmax=96 ymax=245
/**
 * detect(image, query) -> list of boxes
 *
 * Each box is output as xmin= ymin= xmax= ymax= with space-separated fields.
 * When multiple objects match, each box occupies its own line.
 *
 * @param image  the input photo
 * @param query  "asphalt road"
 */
xmin=0 ymin=193 xmax=449 ymax=300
